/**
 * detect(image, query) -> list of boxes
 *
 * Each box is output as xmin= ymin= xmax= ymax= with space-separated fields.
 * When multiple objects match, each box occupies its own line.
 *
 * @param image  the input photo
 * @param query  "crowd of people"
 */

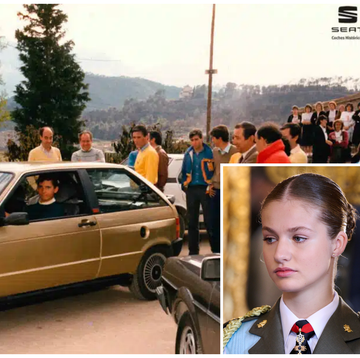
xmin=286 ymin=101 xmax=360 ymax=163
xmin=24 ymin=100 xmax=360 ymax=257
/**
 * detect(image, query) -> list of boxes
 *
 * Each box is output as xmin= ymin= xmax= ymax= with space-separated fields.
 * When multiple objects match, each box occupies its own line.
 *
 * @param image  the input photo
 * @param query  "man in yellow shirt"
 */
xmin=28 ymin=127 xmax=62 ymax=162
xmin=132 ymin=125 xmax=159 ymax=184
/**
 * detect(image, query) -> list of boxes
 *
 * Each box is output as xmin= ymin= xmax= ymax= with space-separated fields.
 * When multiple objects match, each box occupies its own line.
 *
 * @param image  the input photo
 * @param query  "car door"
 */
xmin=85 ymin=168 xmax=175 ymax=278
xmin=0 ymin=170 xmax=101 ymax=298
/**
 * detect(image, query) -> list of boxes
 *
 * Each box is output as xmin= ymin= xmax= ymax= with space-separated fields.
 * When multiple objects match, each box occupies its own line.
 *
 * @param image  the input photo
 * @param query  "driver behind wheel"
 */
xmin=26 ymin=174 xmax=65 ymax=220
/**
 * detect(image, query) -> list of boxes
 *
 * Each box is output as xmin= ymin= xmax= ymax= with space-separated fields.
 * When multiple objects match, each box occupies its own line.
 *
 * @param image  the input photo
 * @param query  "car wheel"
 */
xmin=179 ymin=212 xmax=186 ymax=238
xmin=175 ymin=312 xmax=203 ymax=354
xmin=129 ymin=247 xmax=168 ymax=300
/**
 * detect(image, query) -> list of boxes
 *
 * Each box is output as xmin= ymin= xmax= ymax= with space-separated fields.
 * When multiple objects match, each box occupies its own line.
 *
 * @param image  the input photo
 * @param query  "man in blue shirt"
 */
xmin=181 ymin=129 xmax=214 ymax=255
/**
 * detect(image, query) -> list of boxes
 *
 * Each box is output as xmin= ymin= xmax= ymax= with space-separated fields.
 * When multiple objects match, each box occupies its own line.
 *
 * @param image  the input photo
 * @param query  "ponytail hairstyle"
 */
xmin=261 ymin=173 xmax=357 ymax=241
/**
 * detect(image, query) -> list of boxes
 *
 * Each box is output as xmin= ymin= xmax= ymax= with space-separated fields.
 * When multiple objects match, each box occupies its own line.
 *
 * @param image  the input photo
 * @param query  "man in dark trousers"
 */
xmin=181 ymin=129 xmax=214 ymax=255
xmin=209 ymin=125 xmax=237 ymax=253
xmin=312 ymin=115 xmax=333 ymax=163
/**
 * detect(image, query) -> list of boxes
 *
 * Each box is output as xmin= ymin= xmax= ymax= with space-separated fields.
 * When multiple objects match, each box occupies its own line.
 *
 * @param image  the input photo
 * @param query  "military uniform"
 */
xmin=224 ymin=297 xmax=360 ymax=354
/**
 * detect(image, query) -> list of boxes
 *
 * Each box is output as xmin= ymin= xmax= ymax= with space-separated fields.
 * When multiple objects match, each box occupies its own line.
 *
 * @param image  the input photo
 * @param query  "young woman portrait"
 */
xmin=224 ymin=172 xmax=360 ymax=354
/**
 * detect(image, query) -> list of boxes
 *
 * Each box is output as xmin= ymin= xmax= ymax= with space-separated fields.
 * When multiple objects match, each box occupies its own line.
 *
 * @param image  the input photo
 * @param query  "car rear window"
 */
xmin=0 ymin=172 xmax=13 ymax=195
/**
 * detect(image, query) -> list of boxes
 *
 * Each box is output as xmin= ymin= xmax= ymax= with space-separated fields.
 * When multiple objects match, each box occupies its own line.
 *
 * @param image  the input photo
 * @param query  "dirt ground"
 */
xmin=0 ymin=234 xmax=212 ymax=354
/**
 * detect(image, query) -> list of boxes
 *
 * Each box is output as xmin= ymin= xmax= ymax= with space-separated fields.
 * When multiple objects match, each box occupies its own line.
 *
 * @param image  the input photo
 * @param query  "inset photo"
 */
xmin=223 ymin=165 xmax=360 ymax=354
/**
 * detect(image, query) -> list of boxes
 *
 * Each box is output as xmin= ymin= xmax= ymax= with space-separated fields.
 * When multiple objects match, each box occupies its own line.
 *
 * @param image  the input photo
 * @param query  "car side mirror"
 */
xmin=166 ymin=194 xmax=175 ymax=204
xmin=0 ymin=212 xmax=29 ymax=227
xmin=201 ymin=256 xmax=220 ymax=281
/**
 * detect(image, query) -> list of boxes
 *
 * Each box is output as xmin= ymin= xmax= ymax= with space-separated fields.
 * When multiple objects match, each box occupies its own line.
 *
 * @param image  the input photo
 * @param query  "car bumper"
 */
xmin=171 ymin=237 xmax=183 ymax=256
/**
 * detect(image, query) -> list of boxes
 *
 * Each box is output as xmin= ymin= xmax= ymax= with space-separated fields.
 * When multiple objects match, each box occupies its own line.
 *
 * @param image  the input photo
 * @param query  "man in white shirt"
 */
xmin=281 ymin=123 xmax=307 ymax=163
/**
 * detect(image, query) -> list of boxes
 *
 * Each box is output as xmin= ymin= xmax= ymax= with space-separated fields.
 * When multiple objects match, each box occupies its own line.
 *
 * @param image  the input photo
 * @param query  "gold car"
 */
xmin=0 ymin=162 xmax=182 ymax=300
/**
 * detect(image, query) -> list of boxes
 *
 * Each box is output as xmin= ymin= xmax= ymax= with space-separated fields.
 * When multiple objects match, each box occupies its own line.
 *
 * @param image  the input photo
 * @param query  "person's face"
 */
xmin=330 ymin=103 xmax=336 ymax=111
xmin=37 ymin=180 xmax=58 ymax=202
xmin=132 ymin=131 xmax=148 ymax=149
xmin=255 ymin=133 xmax=267 ymax=153
xmin=281 ymin=128 xmax=296 ymax=146
xmin=305 ymin=107 xmax=311 ymax=113
xmin=40 ymin=128 xmax=53 ymax=150
xmin=320 ymin=119 xmax=327 ymax=128
xmin=262 ymin=199 xmax=336 ymax=296
xmin=316 ymin=104 xmax=322 ymax=112
xmin=190 ymin=135 xmax=203 ymax=151
xmin=346 ymin=105 xmax=352 ymax=112
xmin=292 ymin=108 xmax=298 ymax=116
xmin=233 ymin=127 xmax=253 ymax=153
xmin=335 ymin=122 xmax=342 ymax=131
xmin=211 ymin=136 xmax=221 ymax=148
xmin=339 ymin=105 xmax=345 ymax=113
xmin=79 ymin=133 xmax=92 ymax=151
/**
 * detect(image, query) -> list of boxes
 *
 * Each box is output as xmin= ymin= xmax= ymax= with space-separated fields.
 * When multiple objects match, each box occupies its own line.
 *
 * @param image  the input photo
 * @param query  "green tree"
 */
xmin=10 ymin=4 xmax=90 ymax=159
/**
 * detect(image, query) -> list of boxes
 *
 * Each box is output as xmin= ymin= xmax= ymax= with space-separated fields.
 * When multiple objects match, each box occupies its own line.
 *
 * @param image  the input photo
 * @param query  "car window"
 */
xmin=0 ymin=172 xmax=14 ymax=195
xmin=2 ymin=171 xmax=90 ymax=221
xmin=86 ymin=169 xmax=167 ymax=214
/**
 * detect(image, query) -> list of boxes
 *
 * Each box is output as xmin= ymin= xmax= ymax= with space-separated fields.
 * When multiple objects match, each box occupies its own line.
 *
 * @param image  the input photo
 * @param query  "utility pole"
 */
xmin=205 ymin=4 xmax=217 ymax=143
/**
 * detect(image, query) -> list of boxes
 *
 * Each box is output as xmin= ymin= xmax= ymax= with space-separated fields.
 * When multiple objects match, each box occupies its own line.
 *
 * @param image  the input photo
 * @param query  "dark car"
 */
xmin=156 ymin=254 xmax=220 ymax=354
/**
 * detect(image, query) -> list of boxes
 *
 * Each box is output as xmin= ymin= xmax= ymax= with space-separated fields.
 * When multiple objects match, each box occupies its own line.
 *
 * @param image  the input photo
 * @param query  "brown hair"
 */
xmin=78 ymin=130 xmax=93 ymax=141
xmin=189 ymin=128 xmax=203 ymax=139
xmin=333 ymin=119 xmax=344 ymax=130
xmin=261 ymin=173 xmax=357 ymax=241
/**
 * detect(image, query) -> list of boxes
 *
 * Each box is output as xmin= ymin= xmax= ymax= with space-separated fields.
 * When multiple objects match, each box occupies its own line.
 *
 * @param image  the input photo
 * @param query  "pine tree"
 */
xmin=11 ymin=4 xmax=90 ymax=159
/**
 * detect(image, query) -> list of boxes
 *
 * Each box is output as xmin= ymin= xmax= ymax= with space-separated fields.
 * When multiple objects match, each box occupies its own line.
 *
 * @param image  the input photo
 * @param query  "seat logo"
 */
xmin=339 ymin=6 xmax=357 ymax=23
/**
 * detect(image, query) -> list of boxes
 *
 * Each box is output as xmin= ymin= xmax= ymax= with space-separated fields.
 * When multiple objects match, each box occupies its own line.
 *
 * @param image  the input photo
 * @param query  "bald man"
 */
xmin=28 ymin=127 xmax=62 ymax=162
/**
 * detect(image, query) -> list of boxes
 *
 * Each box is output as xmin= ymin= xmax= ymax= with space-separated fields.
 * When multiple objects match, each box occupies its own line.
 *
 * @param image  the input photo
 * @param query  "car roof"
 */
xmin=0 ymin=162 xmax=126 ymax=174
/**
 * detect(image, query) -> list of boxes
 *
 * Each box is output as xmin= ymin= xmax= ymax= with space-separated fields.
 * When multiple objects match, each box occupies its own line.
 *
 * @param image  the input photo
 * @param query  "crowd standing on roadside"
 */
xmin=24 ymin=99 xmax=360 ymax=256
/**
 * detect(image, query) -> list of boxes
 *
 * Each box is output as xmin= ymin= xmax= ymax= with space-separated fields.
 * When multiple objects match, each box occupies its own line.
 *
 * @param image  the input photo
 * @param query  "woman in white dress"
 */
xmin=326 ymin=101 xmax=338 ymax=132
xmin=340 ymin=103 xmax=355 ymax=144
xmin=300 ymin=104 xmax=313 ymax=156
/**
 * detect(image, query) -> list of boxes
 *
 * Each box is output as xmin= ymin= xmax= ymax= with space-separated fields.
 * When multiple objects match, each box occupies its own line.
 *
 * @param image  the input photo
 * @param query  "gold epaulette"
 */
xmin=223 ymin=305 xmax=271 ymax=351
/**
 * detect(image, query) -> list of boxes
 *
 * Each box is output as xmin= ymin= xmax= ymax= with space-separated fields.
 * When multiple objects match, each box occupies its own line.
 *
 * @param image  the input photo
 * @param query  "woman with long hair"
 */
xmin=326 ymin=101 xmax=338 ymax=133
xmin=224 ymin=173 xmax=360 ymax=354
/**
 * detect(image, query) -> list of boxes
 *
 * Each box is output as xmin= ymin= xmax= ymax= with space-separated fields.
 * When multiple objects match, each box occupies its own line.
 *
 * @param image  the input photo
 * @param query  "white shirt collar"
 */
xmin=241 ymin=144 xmax=256 ymax=158
xmin=280 ymin=291 xmax=339 ymax=354
xmin=39 ymin=197 xmax=56 ymax=205
xmin=218 ymin=143 xmax=231 ymax=155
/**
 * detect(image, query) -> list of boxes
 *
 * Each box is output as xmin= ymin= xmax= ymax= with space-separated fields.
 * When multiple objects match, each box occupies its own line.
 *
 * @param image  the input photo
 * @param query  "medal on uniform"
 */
xmin=294 ymin=328 xmax=307 ymax=354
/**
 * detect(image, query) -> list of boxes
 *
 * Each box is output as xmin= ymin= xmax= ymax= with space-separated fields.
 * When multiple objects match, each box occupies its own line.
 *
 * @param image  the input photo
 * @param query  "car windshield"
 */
xmin=0 ymin=172 xmax=13 ymax=195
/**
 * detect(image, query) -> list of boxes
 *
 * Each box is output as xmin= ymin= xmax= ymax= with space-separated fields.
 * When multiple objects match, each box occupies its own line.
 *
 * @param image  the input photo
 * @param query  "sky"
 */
xmin=1 ymin=3 xmax=360 ymax=91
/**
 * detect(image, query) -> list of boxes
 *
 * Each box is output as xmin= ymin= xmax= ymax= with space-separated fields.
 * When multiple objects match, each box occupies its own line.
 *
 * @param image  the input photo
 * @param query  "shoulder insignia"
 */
xmin=223 ymin=305 xmax=271 ymax=351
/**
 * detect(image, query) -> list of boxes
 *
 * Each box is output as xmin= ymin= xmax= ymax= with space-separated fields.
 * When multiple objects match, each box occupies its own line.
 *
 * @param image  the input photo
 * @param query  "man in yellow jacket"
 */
xmin=132 ymin=124 xmax=159 ymax=185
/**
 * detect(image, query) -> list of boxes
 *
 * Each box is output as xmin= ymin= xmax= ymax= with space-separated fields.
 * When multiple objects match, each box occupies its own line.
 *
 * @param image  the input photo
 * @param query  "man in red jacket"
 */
xmin=255 ymin=123 xmax=291 ymax=163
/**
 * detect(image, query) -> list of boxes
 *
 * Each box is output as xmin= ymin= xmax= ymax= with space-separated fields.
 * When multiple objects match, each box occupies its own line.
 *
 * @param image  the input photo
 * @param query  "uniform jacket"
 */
xmin=224 ymin=297 xmax=360 ymax=354
xmin=181 ymin=143 xmax=214 ymax=189
xmin=256 ymin=139 xmax=290 ymax=164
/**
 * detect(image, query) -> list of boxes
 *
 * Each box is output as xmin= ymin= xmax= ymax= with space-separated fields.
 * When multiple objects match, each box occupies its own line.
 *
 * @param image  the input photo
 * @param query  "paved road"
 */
xmin=0 ymin=233 xmax=212 ymax=354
